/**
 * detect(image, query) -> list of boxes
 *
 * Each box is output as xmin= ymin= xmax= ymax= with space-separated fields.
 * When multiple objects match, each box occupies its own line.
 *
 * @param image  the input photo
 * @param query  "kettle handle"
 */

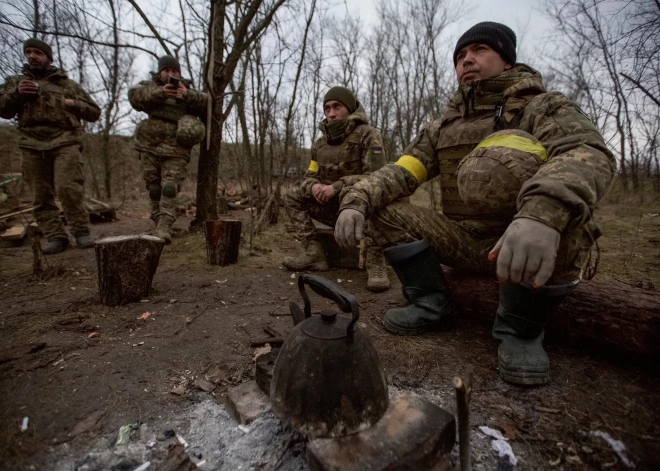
xmin=298 ymin=275 xmax=359 ymax=339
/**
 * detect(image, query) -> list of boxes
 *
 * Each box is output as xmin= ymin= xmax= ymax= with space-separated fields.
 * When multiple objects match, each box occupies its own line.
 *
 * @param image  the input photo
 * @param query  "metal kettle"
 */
xmin=270 ymin=274 xmax=388 ymax=439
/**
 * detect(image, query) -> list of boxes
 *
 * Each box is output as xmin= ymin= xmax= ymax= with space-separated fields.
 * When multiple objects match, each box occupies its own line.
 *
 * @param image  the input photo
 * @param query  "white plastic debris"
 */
xmin=176 ymin=433 xmax=189 ymax=448
xmin=133 ymin=462 xmax=151 ymax=471
xmin=237 ymin=424 xmax=250 ymax=434
xmin=590 ymin=430 xmax=635 ymax=468
xmin=20 ymin=417 xmax=28 ymax=432
xmin=480 ymin=425 xmax=517 ymax=466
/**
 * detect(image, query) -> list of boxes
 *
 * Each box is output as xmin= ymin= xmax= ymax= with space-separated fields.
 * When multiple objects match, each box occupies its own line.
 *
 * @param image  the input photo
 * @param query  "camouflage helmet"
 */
xmin=176 ymin=114 xmax=206 ymax=148
xmin=457 ymin=129 xmax=547 ymax=217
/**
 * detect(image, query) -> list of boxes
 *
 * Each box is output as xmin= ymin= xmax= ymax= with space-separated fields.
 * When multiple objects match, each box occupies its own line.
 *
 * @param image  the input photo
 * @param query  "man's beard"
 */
xmin=28 ymin=61 xmax=49 ymax=72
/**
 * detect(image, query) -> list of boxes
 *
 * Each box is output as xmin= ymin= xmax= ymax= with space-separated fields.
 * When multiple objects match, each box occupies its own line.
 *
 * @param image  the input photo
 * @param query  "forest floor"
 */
xmin=0 ymin=200 xmax=659 ymax=470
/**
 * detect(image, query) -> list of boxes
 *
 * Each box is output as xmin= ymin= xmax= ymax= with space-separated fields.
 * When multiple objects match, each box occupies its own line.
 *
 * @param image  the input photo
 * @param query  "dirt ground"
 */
xmin=1 ymin=201 xmax=659 ymax=470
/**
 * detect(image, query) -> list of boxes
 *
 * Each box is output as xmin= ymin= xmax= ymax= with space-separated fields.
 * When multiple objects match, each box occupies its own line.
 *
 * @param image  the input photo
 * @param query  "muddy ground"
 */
xmin=1 ymin=202 xmax=659 ymax=470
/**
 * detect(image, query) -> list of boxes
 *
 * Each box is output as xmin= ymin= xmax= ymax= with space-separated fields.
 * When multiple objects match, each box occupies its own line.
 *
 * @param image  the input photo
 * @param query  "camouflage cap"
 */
xmin=457 ymin=129 xmax=546 ymax=217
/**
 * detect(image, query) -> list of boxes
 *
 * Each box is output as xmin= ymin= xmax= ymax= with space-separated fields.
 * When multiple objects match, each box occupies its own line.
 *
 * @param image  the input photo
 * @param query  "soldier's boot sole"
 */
xmin=366 ymin=277 xmax=390 ymax=293
xmin=497 ymin=337 xmax=549 ymax=385
xmin=156 ymin=230 xmax=172 ymax=244
xmin=383 ymin=302 xmax=458 ymax=336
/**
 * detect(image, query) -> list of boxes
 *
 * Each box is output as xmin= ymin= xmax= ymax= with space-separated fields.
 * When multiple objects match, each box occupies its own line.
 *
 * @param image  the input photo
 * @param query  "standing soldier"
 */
xmin=0 ymin=38 xmax=101 ymax=254
xmin=128 ymin=55 xmax=207 ymax=243
xmin=335 ymin=23 xmax=615 ymax=384
xmin=282 ymin=87 xmax=390 ymax=292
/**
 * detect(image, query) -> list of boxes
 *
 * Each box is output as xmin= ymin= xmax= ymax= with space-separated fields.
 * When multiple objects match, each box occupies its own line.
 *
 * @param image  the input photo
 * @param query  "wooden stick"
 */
xmin=263 ymin=326 xmax=282 ymax=338
xmin=0 ymin=205 xmax=40 ymax=221
xmin=454 ymin=364 xmax=474 ymax=471
xmin=250 ymin=337 xmax=284 ymax=348
xmin=28 ymin=224 xmax=42 ymax=274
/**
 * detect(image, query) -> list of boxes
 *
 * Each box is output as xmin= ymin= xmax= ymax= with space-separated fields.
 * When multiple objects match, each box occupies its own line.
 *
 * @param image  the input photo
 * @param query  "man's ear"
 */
xmin=504 ymin=63 xmax=513 ymax=71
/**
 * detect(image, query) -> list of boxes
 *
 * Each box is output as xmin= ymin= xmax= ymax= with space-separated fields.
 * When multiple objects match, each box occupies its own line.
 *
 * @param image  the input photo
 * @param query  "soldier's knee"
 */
xmin=149 ymin=184 xmax=162 ymax=201
xmin=283 ymin=187 xmax=303 ymax=205
xmin=162 ymin=181 xmax=177 ymax=198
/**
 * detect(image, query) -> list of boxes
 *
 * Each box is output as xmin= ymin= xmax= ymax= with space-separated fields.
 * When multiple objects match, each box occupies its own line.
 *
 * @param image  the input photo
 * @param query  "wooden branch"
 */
xmin=250 ymin=337 xmax=284 ymax=348
xmin=0 ymin=20 xmax=159 ymax=58
xmin=126 ymin=0 xmax=172 ymax=56
xmin=620 ymin=72 xmax=660 ymax=108
xmin=453 ymin=364 xmax=474 ymax=471
xmin=28 ymin=223 xmax=42 ymax=275
xmin=445 ymin=270 xmax=660 ymax=361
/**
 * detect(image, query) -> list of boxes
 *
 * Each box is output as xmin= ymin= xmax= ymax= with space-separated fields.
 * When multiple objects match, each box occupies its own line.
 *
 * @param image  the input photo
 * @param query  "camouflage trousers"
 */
xmin=139 ymin=152 xmax=187 ymax=220
xmin=283 ymin=187 xmax=340 ymax=242
xmin=21 ymin=145 xmax=89 ymax=239
xmin=369 ymin=202 xmax=595 ymax=285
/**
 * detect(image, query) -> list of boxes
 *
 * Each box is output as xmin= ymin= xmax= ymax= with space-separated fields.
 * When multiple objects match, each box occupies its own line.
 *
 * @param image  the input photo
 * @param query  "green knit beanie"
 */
xmin=23 ymin=38 xmax=53 ymax=62
xmin=158 ymin=55 xmax=181 ymax=73
xmin=323 ymin=86 xmax=357 ymax=113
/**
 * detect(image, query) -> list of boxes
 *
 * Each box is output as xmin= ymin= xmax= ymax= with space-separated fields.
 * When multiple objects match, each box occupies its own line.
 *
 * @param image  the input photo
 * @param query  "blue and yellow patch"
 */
xmin=372 ymin=146 xmax=383 ymax=155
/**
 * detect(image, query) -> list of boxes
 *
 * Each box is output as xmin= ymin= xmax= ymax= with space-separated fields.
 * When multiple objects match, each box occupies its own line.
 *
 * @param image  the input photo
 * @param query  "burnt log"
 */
xmin=205 ymin=219 xmax=242 ymax=266
xmin=445 ymin=270 xmax=660 ymax=361
xmin=95 ymin=235 xmax=165 ymax=306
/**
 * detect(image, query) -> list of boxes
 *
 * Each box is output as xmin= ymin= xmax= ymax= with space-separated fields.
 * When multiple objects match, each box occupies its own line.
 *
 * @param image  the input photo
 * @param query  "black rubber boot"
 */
xmin=383 ymin=239 xmax=459 ymax=335
xmin=42 ymin=237 xmax=70 ymax=255
xmin=493 ymin=283 xmax=571 ymax=385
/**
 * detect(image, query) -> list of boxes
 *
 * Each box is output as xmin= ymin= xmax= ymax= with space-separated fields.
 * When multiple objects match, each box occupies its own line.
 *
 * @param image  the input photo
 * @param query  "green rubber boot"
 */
xmin=493 ymin=283 xmax=571 ymax=385
xmin=383 ymin=239 xmax=458 ymax=335
xmin=156 ymin=214 xmax=174 ymax=244
xmin=282 ymin=240 xmax=329 ymax=271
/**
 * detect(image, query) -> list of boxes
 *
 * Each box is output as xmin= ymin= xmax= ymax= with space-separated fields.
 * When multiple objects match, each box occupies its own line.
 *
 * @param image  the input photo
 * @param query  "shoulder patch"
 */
xmin=372 ymin=146 xmax=383 ymax=154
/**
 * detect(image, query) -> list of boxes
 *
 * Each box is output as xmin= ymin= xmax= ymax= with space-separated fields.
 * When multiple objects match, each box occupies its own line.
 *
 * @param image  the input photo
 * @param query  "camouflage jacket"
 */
xmin=128 ymin=73 xmax=207 ymax=159
xmin=340 ymin=65 xmax=615 ymax=234
xmin=0 ymin=65 xmax=100 ymax=151
xmin=300 ymin=104 xmax=387 ymax=197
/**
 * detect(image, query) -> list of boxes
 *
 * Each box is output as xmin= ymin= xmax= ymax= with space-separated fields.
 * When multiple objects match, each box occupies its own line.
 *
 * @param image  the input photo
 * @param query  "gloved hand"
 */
xmin=488 ymin=217 xmax=561 ymax=287
xmin=334 ymin=209 xmax=365 ymax=249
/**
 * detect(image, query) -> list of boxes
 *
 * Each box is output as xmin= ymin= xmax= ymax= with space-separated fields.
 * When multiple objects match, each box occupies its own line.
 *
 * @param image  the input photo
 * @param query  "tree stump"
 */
xmin=95 ymin=235 xmax=165 ymax=306
xmin=205 ymin=219 xmax=242 ymax=265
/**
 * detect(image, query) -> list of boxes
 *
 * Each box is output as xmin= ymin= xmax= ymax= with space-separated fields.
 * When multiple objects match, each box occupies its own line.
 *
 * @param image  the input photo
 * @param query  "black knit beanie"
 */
xmin=453 ymin=22 xmax=517 ymax=66
xmin=323 ymin=86 xmax=357 ymax=113
xmin=23 ymin=38 xmax=53 ymax=62
xmin=158 ymin=55 xmax=181 ymax=73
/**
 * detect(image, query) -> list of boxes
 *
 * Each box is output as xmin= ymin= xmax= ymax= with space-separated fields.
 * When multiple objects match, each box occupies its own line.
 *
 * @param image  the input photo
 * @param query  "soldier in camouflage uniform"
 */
xmin=335 ymin=23 xmax=615 ymax=385
xmin=0 ymin=39 xmax=101 ymax=254
xmin=283 ymin=87 xmax=391 ymax=292
xmin=128 ymin=55 xmax=207 ymax=243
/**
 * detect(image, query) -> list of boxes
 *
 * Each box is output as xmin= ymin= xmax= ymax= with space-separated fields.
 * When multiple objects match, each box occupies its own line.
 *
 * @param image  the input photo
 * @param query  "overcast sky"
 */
xmin=343 ymin=0 xmax=554 ymax=65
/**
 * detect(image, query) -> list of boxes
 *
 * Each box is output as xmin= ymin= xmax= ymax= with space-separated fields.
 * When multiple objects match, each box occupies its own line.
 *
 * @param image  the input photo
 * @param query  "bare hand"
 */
xmin=177 ymin=82 xmax=188 ymax=96
xmin=18 ymin=80 xmax=39 ymax=95
xmin=312 ymin=184 xmax=336 ymax=204
xmin=163 ymin=84 xmax=179 ymax=99
xmin=64 ymin=98 xmax=75 ymax=107
xmin=488 ymin=218 xmax=561 ymax=287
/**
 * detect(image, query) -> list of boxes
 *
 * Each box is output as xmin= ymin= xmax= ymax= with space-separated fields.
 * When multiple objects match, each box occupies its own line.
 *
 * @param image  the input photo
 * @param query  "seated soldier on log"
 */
xmin=0 ymin=39 xmax=101 ymax=254
xmin=282 ymin=87 xmax=392 ymax=292
xmin=334 ymin=22 xmax=615 ymax=385
xmin=128 ymin=55 xmax=207 ymax=244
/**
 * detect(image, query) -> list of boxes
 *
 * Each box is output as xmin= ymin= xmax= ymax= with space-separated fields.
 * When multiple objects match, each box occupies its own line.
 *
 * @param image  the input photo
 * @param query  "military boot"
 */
xmin=149 ymin=200 xmax=160 ymax=223
xmin=156 ymin=214 xmax=175 ymax=244
xmin=366 ymin=246 xmax=390 ymax=292
xmin=383 ymin=239 xmax=458 ymax=335
xmin=74 ymin=231 xmax=94 ymax=249
xmin=42 ymin=236 xmax=70 ymax=255
xmin=282 ymin=240 xmax=329 ymax=271
xmin=493 ymin=283 xmax=571 ymax=385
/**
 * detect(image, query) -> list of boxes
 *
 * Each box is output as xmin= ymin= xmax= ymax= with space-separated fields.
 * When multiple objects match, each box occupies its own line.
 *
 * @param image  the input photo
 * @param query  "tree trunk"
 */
xmin=444 ymin=270 xmax=660 ymax=361
xmin=95 ymin=235 xmax=165 ymax=306
xmin=205 ymin=219 xmax=242 ymax=265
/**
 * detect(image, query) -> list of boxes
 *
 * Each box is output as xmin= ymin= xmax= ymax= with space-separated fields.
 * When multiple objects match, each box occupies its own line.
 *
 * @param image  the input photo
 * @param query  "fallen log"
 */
xmin=444 ymin=270 xmax=660 ymax=361
xmin=205 ymin=219 xmax=242 ymax=266
xmin=95 ymin=235 xmax=165 ymax=306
